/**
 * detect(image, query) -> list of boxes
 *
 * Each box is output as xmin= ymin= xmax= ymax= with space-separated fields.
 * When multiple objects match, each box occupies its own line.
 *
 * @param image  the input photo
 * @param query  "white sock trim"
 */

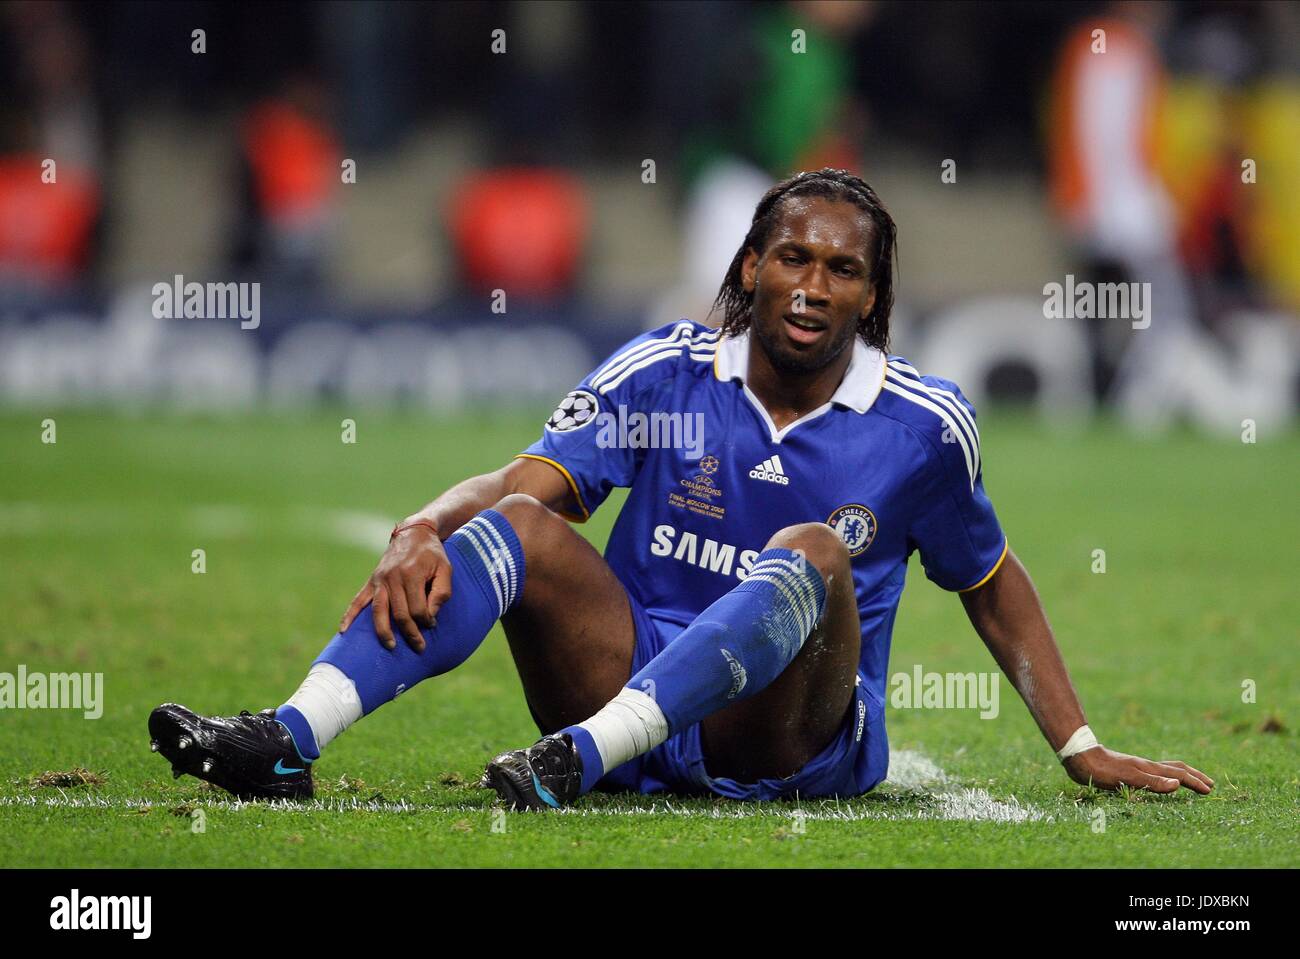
xmin=283 ymin=662 xmax=363 ymax=753
xmin=577 ymin=686 xmax=669 ymax=773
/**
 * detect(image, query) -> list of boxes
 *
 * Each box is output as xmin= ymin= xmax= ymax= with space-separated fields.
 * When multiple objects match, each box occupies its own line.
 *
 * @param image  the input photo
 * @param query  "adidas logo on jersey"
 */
xmin=748 ymin=454 xmax=790 ymax=485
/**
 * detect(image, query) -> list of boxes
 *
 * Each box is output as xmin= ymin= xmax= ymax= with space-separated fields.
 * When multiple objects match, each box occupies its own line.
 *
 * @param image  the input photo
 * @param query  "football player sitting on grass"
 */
xmin=150 ymin=169 xmax=1213 ymax=809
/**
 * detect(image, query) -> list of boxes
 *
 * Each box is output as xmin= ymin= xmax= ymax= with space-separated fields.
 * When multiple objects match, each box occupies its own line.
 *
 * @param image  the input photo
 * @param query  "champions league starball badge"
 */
xmin=545 ymin=389 xmax=600 ymax=433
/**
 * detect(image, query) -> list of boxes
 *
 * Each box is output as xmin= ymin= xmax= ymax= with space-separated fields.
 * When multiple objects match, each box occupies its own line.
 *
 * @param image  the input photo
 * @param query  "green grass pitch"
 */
xmin=1 ymin=408 xmax=1296 ymax=867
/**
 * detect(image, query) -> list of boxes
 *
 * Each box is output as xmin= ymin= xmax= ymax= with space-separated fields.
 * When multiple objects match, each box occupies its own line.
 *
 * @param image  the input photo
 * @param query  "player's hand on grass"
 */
xmin=339 ymin=523 xmax=451 ymax=653
xmin=1064 ymin=746 xmax=1214 ymax=795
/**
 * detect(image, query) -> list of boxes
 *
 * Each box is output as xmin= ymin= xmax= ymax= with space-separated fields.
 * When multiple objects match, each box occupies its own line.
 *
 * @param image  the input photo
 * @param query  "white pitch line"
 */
xmin=883 ymin=749 xmax=1051 ymax=823
xmin=1 ymin=752 xmax=1053 ymax=823
xmin=303 ymin=508 xmax=392 ymax=552
xmin=932 ymin=788 xmax=1049 ymax=824
xmin=189 ymin=504 xmax=256 ymax=538
xmin=885 ymin=749 xmax=949 ymax=789
xmin=0 ymin=502 xmax=393 ymax=553
xmin=0 ymin=501 xmax=128 ymax=535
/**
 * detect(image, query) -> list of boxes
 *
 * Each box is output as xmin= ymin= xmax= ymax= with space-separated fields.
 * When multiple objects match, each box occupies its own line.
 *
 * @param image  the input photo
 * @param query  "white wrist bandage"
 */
xmin=1057 ymin=724 xmax=1101 ymax=762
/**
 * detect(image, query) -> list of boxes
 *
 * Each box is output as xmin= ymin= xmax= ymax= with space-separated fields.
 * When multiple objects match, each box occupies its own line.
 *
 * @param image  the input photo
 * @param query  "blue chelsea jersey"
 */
xmin=519 ymin=319 xmax=1008 ymax=706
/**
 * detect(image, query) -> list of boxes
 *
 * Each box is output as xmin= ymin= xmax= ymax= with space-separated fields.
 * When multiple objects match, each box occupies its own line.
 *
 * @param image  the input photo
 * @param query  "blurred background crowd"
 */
xmin=0 ymin=0 xmax=1297 ymax=431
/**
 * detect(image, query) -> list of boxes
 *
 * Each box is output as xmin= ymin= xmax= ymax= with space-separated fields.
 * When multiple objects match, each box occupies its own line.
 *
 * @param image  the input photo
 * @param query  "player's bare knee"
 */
xmin=766 ymin=522 xmax=849 ymax=581
xmin=492 ymin=493 xmax=562 ymax=546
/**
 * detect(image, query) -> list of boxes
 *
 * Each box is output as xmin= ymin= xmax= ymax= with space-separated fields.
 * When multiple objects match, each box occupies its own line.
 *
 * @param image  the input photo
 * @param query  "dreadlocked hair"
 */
xmin=708 ymin=168 xmax=897 ymax=351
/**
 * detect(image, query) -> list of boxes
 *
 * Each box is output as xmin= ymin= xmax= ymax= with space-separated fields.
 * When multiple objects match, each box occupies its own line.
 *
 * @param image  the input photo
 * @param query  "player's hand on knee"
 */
xmin=1063 ymin=746 xmax=1214 ymax=795
xmin=339 ymin=525 xmax=450 ymax=653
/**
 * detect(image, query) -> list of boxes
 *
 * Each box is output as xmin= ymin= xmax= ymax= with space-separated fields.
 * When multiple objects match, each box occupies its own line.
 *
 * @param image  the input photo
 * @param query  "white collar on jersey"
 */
xmin=712 ymin=330 xmax=886 ymax=415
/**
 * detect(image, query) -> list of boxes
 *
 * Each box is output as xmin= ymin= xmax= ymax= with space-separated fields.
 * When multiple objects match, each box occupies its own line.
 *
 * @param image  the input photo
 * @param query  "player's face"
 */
xmin=742 ymin=196 xmax=878 ymax=375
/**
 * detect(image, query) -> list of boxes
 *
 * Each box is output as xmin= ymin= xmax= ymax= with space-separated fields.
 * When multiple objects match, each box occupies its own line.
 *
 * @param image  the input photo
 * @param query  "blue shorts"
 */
xmin=591 ymin=592 xmax=890 ymax=802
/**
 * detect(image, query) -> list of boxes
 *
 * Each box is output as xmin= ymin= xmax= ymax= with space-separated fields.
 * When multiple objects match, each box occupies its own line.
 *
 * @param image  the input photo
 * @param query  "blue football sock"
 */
xmin=279 ymin=509 xmax=525 ymax=754
xmin=564 ymin=547 xmax=826 ymax=792
xmin=274 ymin=704 xmax=319 ymax=761
xmin=566 ymin=725 xmax=604 ymax=793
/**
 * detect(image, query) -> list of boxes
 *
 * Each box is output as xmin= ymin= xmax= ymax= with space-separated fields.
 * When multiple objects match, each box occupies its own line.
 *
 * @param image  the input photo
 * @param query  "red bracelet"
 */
xmin=390 ymin=519 xmax=440 ymax=542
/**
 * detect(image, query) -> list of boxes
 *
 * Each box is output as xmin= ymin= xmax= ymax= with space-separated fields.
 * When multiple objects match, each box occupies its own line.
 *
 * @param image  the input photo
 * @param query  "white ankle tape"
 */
xmin=1056 ymin=724 xmax=1101 ymax=762
xmin=284 ymin=662 xmax=362 ymax=752
xmin=578 ymin=687 xmax=669 ymax=773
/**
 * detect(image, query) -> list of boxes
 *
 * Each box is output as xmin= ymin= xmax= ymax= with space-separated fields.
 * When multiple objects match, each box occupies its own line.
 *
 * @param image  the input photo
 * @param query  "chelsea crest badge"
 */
xmin=827 ymin=504 xmax=877 ymax=557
